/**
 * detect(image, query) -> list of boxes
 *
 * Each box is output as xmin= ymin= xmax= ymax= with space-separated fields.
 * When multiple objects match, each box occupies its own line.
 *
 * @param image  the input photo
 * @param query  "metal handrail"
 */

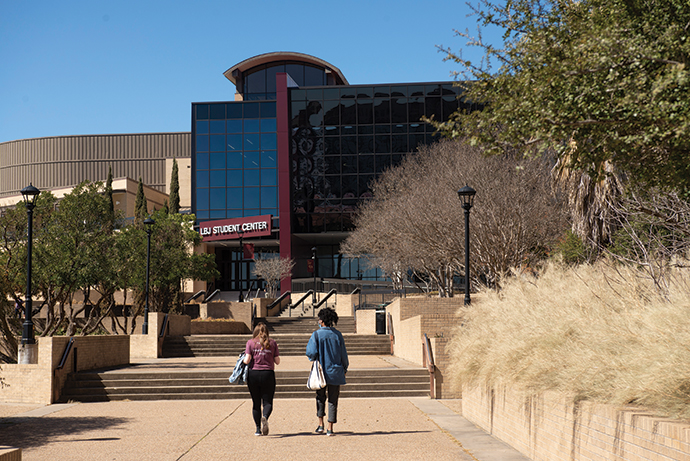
xmin=56 ymin=337 xmax=75 ymax=370
xmin=204 ymin=289 xmax=221 ymax=303
xmin=314 ymin=289 xmax=337 ymax=315
xmin=267 ymin=291 xmax=291 ymax=311
xmin=185 ymin=290 xmax=205 ymax=303
xmin=159 ymin=314 xmax=169 ymax=339
xmin=423 ymin=334 xmax=436 ymax=399
xmin=292 ymin=290 xmax=313 ymax=315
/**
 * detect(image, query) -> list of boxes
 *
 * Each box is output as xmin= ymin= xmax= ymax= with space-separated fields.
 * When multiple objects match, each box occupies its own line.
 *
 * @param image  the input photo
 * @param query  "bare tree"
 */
xmin=604 ymin=188 xmax=690 ymax=297
xmin=342 ymin=139 xmax=567 ymax=295
xmin=252 ymin=256 xmax=295 ymax=298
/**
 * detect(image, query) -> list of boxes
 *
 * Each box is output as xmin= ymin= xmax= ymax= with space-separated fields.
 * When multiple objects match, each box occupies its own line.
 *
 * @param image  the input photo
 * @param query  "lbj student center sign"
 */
xmin=199 ymin=215 xmax=273 ymax=242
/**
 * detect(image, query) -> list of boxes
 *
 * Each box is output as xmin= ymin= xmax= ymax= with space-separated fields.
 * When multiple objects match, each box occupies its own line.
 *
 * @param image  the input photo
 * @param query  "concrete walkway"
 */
xmin=0 ymin=356 xmax=529 ymax=461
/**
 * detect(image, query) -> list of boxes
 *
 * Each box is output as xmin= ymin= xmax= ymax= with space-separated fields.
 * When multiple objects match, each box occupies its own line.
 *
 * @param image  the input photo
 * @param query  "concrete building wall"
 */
xmin=0 ymin=132 xmax=190 ymax=199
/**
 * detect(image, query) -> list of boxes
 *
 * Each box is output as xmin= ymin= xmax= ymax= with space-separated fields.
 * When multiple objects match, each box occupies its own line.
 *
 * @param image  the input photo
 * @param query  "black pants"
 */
xmin=247 ymin=369 xmax=276 ymax=427
xmin=316 ymin=384 xmax=341 ymax=424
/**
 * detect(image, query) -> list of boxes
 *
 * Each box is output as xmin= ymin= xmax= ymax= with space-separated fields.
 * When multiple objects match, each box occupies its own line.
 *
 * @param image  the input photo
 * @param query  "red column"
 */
xmin=276 ymin=73 xmax=292 ymax=294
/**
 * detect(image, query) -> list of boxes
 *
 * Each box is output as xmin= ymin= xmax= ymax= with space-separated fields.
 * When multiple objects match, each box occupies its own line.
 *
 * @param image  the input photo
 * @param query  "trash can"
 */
xmin=375 ymin=308 xmax=386 ymax=334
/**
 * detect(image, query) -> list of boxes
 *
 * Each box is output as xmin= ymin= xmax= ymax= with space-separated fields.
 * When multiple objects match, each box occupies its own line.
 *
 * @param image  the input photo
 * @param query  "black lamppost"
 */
xmin=142 ymin=216 xmax=155 ymax=335
xmin=20 ymin=184 xmax=40 ymax=349
xmin=457 ymin=185 xmax=476 ymax=305
xmin=311 ymin=247 xmax=317 ymax=305
xmin=237 ymin=230 xmax=244 ymax=302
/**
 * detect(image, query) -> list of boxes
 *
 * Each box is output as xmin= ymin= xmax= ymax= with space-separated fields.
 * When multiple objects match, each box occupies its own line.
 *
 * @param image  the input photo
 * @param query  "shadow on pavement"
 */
xmin=0 ymin=416 xmax=130 ymax=449
xmin=274 ymin=430 xmax=432 ymax=438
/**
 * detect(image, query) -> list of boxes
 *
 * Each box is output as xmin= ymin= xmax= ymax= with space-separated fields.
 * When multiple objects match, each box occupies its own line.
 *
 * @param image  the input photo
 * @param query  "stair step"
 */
xmin=60 ymin=367 xmax=429 ymax=402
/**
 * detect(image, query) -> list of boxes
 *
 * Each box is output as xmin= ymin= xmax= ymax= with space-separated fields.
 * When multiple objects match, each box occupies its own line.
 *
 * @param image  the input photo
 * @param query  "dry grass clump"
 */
xmin=448 ymin=261 xmax=690 ymax=418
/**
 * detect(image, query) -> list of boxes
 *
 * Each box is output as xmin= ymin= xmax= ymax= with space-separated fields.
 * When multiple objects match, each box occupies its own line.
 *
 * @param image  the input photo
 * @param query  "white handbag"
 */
xmin=307 ymin=360 xmax=327 ymax=390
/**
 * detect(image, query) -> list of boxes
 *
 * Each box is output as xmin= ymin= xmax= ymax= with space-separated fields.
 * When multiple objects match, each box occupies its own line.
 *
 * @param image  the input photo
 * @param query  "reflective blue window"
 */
xmin=227 ymin=188 xmax=243 ymax=208
xmin=210 ymin=135 xmax=225 ymax=152
xmin=261 ymin=208 xmax=278 ymax=217
xmin=196 ymin=121 xmax=209 ymax=134
xmin=226 ymin=169 xmax=242 ymax=186
xmin=227 ymin=103 xmax=243 ymax=119
xmin=244 ymin=169 xmax=260 ymax=186
xmin=244 ymin=133 xmax=260 ymax=150
xmin=196 ymin=135 xmax=209 ymax=152
xmin=210 ymin=104 xmax=225 ymax=119
xmin=227 ymin=135 xmax=242 ymax=151
xmin=227 ymin=120 xmax=242 ymax=133
xmin=244 ymin=102 xmax=260 ymax=118
xmin=261 ymin=119 xmax=277 ymax=132
xmin=210 ymin=209 xmax=226 ymax=219
xmin=210 ymin=152 xmax=225 ymax=170
xmin=227 ymin=209 xmax=243 ymax=218
xmin=261 ymin=133 xmax=277 ymax=150
xmin=261 ymin=102 xmax=276 ymax=117
xmin=197 ymin=188 xmax=209 ymax=209
xmin=261 ymin=150 xmax=277 ymax=168
xmin=210 ymin=170 xmax=225 ymax=187
xmin=225 ymin=152 xmax=241 ymax=169
xmin=261 ymin=169 xmax=277 ymax=186
xmin=210 ymin=188 xmax=225 ymax=208
xmin=244 ymin=188 xmax=260 ymax=208
xmin=197 ymin=210 xmax=209 ymax=220
xmin=244 ymin=208 xmax=260 ymax=217
xmin=196 ymin=170 xmax=209 ymax=188
xmin=261 ymin=187 xmax=277 ymax=208
xmin=196 ymin=105 xmax=209 ymax=120
xmin=196 ymin=153 xmax=209 ymax=170
xmin=244 ymin=151 xmax=260 ymax=168
xmin=210 ymin=120 xmax=225 ymax=133
xmin=244 ymin=119 xmax=261 ymax=133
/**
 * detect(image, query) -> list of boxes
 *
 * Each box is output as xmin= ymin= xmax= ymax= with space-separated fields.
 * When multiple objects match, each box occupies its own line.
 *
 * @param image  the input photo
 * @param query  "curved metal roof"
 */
xmin=223 ymin=51 xmax=349 ymax=86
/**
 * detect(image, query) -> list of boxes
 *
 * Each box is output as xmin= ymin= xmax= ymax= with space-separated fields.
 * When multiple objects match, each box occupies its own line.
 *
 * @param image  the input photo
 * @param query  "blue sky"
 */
xmin=0 ymin=1 xmax=498 ymax=144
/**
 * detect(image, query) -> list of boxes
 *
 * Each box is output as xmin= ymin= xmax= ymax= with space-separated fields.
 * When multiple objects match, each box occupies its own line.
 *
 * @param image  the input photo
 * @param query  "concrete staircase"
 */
xmin=162 ymin=333 xmax=391 ymax=357
xmin=59 ymin=367 xmax=430 ymax=402
xmin=161 ymin=316 xmax=369 ymax=358
xmin=59 ymin=315 xmax=421 ymax=403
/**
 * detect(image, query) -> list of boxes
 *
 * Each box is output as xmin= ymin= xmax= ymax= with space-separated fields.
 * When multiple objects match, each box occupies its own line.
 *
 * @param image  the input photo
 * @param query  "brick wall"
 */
xmin=387 ymin=296 xmax=464 ymax=398
xmin=463 ymin=385 xmax=690 ymax=461
xmin=1 ymin=335 xmax=129 ymax=404
xmin=200 ymin=302 xmax=252 ymax=328
xmin=355 ymin=309 xmax=377 ymax=334
xmin=0 ymin=447 xmax=21 ymax=461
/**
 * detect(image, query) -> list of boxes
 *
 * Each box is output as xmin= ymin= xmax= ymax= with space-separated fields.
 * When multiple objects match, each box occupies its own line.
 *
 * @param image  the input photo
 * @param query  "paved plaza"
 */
xmin=0 ymin=356 xmax=529 ymax=460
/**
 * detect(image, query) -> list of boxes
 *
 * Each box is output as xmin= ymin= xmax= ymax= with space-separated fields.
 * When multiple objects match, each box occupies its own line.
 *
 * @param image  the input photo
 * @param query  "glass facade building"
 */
xmin=192 ymin=52 xmax=469 ymax=293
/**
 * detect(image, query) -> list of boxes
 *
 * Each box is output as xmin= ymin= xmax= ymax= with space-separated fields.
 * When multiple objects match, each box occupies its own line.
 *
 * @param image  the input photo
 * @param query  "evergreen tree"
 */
xmin=169 ymin=158 xmax=180 ymax=214
xmin=105 ymin=165 xmax=114 ymax=224
xmin=134 ymin=177 xmax=147 ymax=221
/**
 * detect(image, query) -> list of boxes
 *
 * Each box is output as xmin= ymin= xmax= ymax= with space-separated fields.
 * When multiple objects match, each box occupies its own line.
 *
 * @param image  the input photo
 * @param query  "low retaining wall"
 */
xmin=199 ymin=302 xmax=251 ymax=329
xmin=0 ymin=335 xmax=129 ymax=405
xmin=0 ymin=447 xmax=20 ymax=461
xmin=463 ymin=385 xmax=690 ymax=461
xmin=190 ymin=321 xmax=250 ymax=334
xmin=386 ymin=296 xmax=465 ymax=399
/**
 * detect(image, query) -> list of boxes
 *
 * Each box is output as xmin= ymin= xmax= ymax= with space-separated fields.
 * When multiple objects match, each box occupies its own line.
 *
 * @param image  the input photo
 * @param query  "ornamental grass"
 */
xmin=448 ymin=260 xmax=690 ymax=419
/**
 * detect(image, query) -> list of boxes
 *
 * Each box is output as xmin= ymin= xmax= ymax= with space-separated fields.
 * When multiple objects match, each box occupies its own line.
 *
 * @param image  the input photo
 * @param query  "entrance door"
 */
xmin=215 ymin=249 xmax=251 ymax=292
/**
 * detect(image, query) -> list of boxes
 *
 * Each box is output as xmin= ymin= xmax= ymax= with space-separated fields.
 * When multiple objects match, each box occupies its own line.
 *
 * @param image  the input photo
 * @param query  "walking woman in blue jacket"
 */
xmin=306 ymin=307 xmax=349 ymax=436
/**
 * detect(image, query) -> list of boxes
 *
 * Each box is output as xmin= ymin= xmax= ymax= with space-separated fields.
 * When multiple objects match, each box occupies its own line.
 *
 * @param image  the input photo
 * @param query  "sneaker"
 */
xmin=326 ymin=429 xmax=334 ymax=436
xmin=254 ymin=429 xmax=262 ymax=436
xmin=261 ymin=416 xmax=269 ymax=436
xmin=315 ymin=426 xmax=324 ymax=433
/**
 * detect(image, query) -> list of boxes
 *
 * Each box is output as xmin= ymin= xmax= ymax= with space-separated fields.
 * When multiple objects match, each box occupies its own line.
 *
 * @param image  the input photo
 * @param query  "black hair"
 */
xmin=318 ymin=307 xmax=338 ymax=327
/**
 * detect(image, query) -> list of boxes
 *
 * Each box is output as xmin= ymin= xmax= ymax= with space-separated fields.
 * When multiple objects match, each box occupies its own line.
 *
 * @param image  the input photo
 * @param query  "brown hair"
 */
xmin=252 ymin=323 xmax=270 ymax=350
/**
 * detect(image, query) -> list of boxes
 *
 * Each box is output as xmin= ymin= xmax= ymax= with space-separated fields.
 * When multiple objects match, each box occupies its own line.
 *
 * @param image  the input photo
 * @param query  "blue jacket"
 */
xmin=306 ymin=326 xmax=349 ymax=385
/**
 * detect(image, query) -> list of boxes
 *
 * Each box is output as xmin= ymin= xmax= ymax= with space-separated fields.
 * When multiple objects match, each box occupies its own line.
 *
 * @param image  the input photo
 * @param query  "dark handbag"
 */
xmin=229 ymin=352 xmax=249 ymax=385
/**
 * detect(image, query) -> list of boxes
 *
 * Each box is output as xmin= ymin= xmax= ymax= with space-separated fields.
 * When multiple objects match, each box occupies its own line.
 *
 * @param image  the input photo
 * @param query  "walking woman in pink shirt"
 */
xmin=243 ymin=322 xmax=280 ymax=435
